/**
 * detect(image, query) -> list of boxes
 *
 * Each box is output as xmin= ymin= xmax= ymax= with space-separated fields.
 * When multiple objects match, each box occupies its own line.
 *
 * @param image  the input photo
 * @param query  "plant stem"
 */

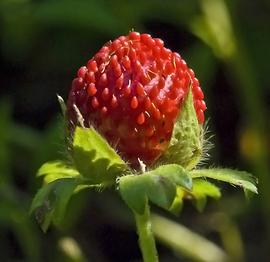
xmin=133 ymin=204 xmax=158 ymax=262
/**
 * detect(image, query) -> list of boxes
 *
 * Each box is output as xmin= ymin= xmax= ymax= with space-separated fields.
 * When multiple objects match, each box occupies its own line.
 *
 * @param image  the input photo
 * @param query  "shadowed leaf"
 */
xmin=30 ymin=178 xmax=78 ymax=232
xmin=119 ymin=164 xmax=192 ymax=214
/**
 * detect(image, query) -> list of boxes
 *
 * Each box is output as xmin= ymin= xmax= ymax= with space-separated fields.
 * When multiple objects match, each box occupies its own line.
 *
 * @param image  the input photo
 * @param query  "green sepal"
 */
xmin=72 ymin=126 xmax=128 ymax=184
xmin=188 ymin=179 xmax=221 ymax=212
xmin=169 ymin=187 xmax=185 ymax=215
xmin=119 ymin=164 xmax=192 ymax=214
xmin=161 ymin=88 xmax=203 ymax=170
xmin=30 ymin=178 xmax=79 ymax=232
xmin=169 ymin=179 xmax=221 ymax=215
xmin=37 ymin=160 xmax=80 ymax=184
xmin=190 ymin=168 xmax=258 ymax=194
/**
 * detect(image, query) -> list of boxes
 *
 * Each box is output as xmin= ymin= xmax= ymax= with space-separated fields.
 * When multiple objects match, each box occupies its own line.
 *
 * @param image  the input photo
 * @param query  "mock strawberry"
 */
xmin=67 ymin=32 xmax=206 ymax=167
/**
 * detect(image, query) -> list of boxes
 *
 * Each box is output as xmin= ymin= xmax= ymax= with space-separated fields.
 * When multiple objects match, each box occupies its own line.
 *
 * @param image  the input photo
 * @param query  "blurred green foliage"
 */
xmin=0 ymin=0 xmax=269 ymax=261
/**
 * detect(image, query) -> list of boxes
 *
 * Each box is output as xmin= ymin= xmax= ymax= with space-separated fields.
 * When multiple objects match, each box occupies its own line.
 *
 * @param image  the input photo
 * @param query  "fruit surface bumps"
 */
xmin=67 ymin=32 xmax=206 ymax=166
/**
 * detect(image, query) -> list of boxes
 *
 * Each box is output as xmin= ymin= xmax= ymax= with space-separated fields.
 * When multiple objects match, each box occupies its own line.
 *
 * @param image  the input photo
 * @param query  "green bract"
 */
xmin=161 ymin=88 xmax=203 ymax=170
xmin=118 ymin=164 xmax=192 ymax=214
xmin=30 ymin=97 xmax=258 ymax=233
xmin=72 ymin=127 xmax=128 ymax=184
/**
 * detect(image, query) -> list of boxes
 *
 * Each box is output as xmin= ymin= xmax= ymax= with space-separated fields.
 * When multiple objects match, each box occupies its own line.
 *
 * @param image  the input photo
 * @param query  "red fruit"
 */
xmin=67 ymin=32 xmax=206 ymax=167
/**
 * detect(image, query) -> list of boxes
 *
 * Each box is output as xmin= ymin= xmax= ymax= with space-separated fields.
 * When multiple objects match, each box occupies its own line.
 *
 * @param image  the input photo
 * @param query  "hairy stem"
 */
xmin=133 ymin=204 xmax=158 ymax=262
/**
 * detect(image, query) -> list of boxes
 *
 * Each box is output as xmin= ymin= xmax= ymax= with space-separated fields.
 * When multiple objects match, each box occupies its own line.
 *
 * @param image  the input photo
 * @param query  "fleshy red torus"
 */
xmin=67 ymin=32 xmax=206 ymax=167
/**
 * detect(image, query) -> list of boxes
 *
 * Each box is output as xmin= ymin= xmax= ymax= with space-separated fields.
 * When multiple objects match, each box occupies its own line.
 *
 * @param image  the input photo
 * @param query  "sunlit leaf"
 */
xmin=169 ymin=179 xmax=221 ymax=214
xmin=169 ymin=188 xmax=184 ymax=215
xmin=37 ymin=161 xmax=80 ymax=184
xmin=190 ymin=168 xmax=258 ymax=194
xmin=73 ymin=127 xmax=128 ymax=184
xmin=189 ymin=179 xmax=221 ymax=212
xmin=37 ymin=161 xmax=79 ymax=177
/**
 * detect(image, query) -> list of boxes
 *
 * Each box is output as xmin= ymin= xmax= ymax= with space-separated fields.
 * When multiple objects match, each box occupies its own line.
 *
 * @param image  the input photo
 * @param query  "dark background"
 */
xmin=0 ymin=0 xmax=270 ymax=261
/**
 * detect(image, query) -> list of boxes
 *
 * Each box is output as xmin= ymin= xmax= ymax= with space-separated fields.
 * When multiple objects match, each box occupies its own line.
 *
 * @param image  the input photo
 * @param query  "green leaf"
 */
xmin=189 ymin=179 xmax=221 ymax=212
xmin=169 ymin=179 xmax=221 ymax=214
xmin=119 ymin=164 xmax=192 ymax=214
xmin=118 ymin=175 xmax=148 ymax=215
xmin=37 ymin=161 xmax=80 ymax=184
xmin=190 ymin=168 xmax=258 ymax=194
xmin=150 ymin=164 xmax=193 ymax=190
xmin=169 ymin=188 xmax=184 ymax=215
xmin=73 ymin=127 xmax=128 ymax=184
xmin=161 ymin=89 xmax=203 ymax=170
xmin=37 ymin=161 xmax=79 ymax=176
xmin=30 ymin=178 xmax=78 ymax=232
